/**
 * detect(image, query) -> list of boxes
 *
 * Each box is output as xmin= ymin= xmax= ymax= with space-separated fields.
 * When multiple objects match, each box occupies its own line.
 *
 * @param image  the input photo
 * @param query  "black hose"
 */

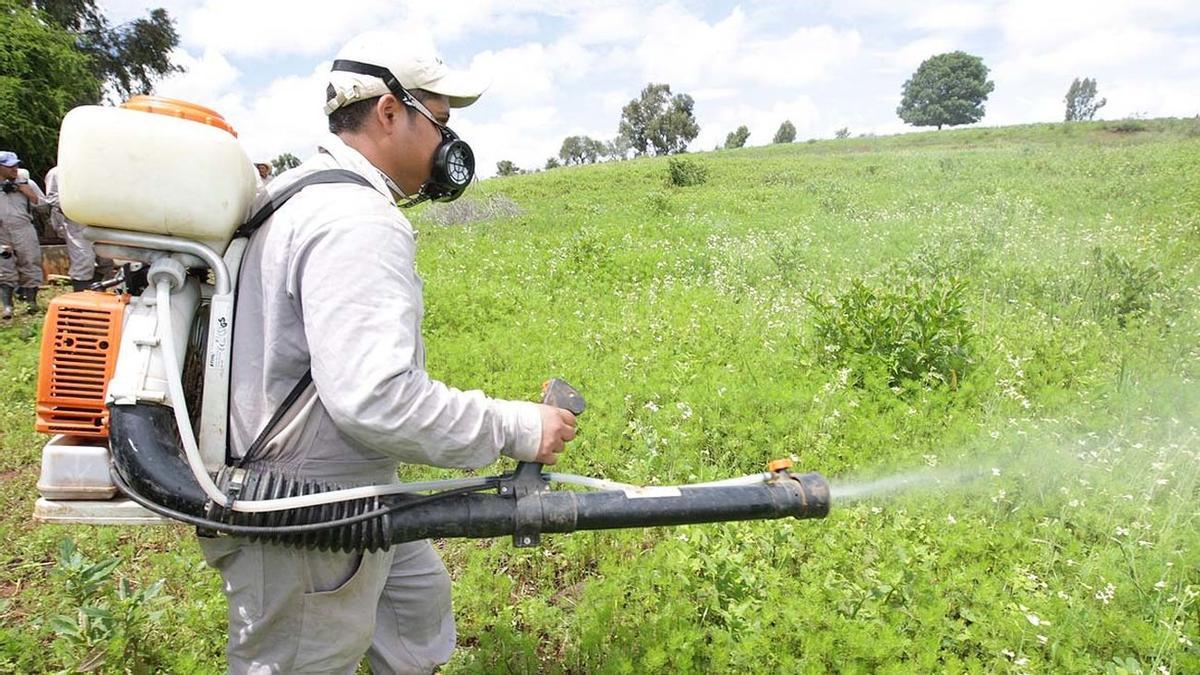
xmin=110 ymin=468 xmax=496 ymax=537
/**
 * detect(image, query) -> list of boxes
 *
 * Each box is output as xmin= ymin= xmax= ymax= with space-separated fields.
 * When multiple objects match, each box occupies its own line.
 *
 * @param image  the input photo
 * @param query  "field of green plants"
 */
xmin=1 ymin=118 xmax=1198 ymax=673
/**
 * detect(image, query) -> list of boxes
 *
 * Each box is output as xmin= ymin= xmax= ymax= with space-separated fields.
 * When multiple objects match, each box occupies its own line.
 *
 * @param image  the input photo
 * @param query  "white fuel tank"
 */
xmin=55 ymin=97 xmax=257 ymax=253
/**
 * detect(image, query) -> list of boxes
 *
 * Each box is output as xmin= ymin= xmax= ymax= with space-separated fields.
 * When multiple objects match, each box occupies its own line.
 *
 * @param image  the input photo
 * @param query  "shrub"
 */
xmin=666 ymin=157 xmax=709 ymax=187
xmin=1083 ymin=248 xmax=1162 ymax=327
xmin=1106 ymin=118 xmax=1147 ymax=134
xmin=50 ymin=539 xmax=167 ymax=672
xmin=425 ymin=194 xmax=523 ymax=226
xmin=806 ymin=276 xmax=974 ymax=388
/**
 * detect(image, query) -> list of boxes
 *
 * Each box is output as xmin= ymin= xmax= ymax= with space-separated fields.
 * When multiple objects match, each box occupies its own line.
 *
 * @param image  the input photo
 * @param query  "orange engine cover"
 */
xmin=36 ymin=291 xmax=128 ymax=437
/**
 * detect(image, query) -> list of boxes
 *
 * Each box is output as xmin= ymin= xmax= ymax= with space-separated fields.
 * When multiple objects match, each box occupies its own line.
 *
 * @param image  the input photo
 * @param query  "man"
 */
xmin=198 ymin=32 xmax=578 ymax=674
xmin=253 ymin=161 xmax=272 ymax=187
xmin=0 ymin=151 xmax=45 ymax=318
xmin=44 ymin=166 xmax=114 ymax=291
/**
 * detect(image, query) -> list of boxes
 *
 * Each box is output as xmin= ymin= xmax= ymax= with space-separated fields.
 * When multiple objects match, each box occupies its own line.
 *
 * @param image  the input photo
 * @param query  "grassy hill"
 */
xmin=2 ymin=118 xmax=1198 ymax=673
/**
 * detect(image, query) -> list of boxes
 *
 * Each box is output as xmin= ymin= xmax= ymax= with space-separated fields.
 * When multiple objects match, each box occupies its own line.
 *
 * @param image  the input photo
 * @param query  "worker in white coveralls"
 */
xmin=197 ymin=31 xmax=578 ymax=674
xmin=0 ymin=151 xmax=46 ymax=318
xmin=44 ymin=166 xmax=114 ymax=291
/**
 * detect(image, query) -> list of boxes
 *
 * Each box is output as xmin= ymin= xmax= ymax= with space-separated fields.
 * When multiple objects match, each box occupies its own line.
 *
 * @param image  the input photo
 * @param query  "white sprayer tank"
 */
xmin=56 ymin=97 xmax=258 ymax=253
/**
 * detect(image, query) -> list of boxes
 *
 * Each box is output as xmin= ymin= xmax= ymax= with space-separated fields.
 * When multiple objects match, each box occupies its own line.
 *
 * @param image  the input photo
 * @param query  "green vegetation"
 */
xmin=2 ymin=118 xmax=1198 ymax=672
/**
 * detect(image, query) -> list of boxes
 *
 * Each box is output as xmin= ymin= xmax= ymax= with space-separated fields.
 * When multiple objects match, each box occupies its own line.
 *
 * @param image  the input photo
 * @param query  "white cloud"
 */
xmin=907 ymin=3 xmax=993 ymax=32
xmin=154 ymin=48 xmax=239 ymax=102
xmin=634 ymin=6 xmax=862 ymax=89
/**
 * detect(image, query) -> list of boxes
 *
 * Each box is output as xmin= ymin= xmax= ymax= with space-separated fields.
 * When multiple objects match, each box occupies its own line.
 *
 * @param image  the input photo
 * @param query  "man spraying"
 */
xmin=197 ymin=32 xmax=578 ymax=673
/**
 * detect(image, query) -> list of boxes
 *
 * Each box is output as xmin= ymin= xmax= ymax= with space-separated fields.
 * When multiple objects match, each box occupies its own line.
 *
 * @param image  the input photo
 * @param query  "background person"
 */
xmin=0 ymin=151 xmax=45 ymax=318
xmin=254 ymin=161 xmax=273 ymax=186
xmin=44 ymin=165 xmax=114 ymax=291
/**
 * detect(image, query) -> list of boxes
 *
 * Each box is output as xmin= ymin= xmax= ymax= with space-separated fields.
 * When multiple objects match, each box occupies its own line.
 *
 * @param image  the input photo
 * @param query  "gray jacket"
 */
xmin=229 ymin=133 xmax=540 ymax=486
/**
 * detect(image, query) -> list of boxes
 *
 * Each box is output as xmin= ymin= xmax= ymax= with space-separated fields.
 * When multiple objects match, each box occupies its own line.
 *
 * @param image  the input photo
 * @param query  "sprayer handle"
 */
xmin=512 ymin=378 xmax=586 ymax=478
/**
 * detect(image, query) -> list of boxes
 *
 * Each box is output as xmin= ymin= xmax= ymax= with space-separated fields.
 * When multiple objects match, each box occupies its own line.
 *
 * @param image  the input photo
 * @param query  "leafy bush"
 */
xmin=806 ymin=276 xmax=974 ymax=388
xmin=1083 ymin=248 xmax=1162 ymax=327
xmin=666 ymin=157 xmax=709 ymax=187
xmin=1106 ymin=118 xmax=1147 ymax=133
xmin=49 ymin=538 xmax=168 ymax=672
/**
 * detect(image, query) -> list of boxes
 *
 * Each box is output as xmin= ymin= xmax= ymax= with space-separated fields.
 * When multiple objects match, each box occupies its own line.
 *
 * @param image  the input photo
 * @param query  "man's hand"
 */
xmin=534 ymin=404 xmax=576 ymax=464
xmin=16 ymin=183 xmax=38 ymax=204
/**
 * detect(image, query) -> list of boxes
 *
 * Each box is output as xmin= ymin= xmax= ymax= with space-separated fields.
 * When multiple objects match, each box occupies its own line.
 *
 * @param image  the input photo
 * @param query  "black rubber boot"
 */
xmin=0 ymin=286 xmax=12 ymax=320
xmin=19 ymin=287 xmax=38 ymax=315
xmin=72 ymin=279 xmax=92 ymax=292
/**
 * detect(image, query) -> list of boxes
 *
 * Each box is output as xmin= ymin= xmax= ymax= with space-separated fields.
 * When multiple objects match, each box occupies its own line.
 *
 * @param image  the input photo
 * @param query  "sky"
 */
xmin=100 ymin=0 xmax=1200 ymax=177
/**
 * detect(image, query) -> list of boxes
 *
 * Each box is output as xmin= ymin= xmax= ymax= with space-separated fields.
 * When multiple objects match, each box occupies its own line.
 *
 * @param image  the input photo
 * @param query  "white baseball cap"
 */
xmin=324 ymin=31 xmax=488 ymax=115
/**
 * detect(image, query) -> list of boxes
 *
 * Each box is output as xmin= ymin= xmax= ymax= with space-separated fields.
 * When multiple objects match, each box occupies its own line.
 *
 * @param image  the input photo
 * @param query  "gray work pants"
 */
xmin=0 ymin=219 xmax=43 ymax=288
xmin=199 ymin=537 xmax=456 ymax=674
xmin=60 ymin=219 xmax=99 ymax=281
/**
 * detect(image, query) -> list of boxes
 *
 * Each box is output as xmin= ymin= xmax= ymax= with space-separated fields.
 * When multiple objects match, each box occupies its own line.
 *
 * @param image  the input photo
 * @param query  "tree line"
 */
xmin=500 ymin=51 xmax=1114 ymax=176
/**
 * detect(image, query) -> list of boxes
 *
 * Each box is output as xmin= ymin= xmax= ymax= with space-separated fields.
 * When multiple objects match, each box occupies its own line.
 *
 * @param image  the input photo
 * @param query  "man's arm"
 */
xmin=291 ymin=211 xmax=546 ymax=469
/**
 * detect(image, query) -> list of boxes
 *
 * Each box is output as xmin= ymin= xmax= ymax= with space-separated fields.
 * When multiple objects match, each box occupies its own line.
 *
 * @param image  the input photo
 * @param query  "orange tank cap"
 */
xmin=121 ymin=96 xmax=238 ymax=137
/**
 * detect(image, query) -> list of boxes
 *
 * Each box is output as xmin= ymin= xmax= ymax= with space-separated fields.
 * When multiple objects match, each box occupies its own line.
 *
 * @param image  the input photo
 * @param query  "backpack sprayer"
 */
xmin=32 ymin=98 xmax=830 ymax=553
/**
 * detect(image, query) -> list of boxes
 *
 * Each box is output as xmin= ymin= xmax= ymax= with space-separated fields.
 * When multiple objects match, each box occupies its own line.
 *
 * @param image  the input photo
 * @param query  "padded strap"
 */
xmin=232 ymin=168 xmax=375 ymax=239
xmin=228 ymin=168 xmax=374 ymax=466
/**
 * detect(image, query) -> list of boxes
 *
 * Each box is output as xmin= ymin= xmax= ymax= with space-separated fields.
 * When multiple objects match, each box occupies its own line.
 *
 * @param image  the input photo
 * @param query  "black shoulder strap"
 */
xmin=232 ymin=168 xmax=376 ymax=239
xmin=228 ymin=168 xmax=375 ymax=467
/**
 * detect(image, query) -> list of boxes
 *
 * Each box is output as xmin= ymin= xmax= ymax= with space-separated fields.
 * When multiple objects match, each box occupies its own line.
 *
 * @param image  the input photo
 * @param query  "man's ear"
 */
xmin=376 ymin=94 xmax=402 ymax=130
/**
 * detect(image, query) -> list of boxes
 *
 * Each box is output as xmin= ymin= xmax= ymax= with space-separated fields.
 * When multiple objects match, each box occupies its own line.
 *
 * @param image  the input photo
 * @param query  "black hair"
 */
xmin=326 ymin=87 xmax=435 ymax=134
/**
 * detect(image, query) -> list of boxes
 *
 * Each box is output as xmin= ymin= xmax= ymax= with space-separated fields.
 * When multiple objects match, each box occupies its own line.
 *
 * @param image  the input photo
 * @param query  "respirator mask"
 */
xmin=330 ymin=60 xmax=475 ymax=207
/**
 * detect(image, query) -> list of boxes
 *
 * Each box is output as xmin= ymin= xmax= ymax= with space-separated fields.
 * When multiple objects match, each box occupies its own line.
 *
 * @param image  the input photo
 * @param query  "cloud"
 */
xmin=633 ymin=6 xmax=862 ymax=89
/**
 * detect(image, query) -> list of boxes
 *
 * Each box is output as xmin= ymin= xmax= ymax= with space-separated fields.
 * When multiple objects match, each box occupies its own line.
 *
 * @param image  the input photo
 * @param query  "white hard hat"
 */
xmin=324 ymin=31 xmax=488 ymax=115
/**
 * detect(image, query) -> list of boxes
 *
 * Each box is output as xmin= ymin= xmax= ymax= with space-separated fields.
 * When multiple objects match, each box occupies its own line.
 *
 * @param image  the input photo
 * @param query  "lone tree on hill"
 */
xmin=897 ymin=51 xmax=994 ymax=130
xmin=835 ymin=127 xmax=851 ymax=139
xmin=723 ymin=125 xmax=750 ymax=149
xmin=1064 ymin=77 xmax=1107 ymax=121
xmin=495 ymin=160 xmax=519 ymax=176
xmin=618 ymin=83 xmax=700 ymax=156
xmin=558 ymin=135 xmax=605 ymax=165
xmin=773 ymin=120 xmax=797 ymax=143
xmin=544 ymin=157 xmax=561 ymax=170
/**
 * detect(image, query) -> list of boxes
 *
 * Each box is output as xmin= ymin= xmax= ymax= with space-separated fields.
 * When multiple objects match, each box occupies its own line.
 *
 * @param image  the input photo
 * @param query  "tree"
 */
xmin=897 ymin=51 xmax=994 ymax=130
xmin=544 ymin=157 xmax=561 ymax=170
xmin=617 ymin=83 xmax=700 ymax=156
xmin=271 ymin=153 xmax=301 ymax=174
xmin=773 ymin=120 xmax=796 ymax=144
xmin=27 ymin=1 xmax=182 ymax=100
xmin=723 ymin=125 xmax=750 ymax=149
xmin=1064 ymin=77 xmax=1106 ymax=121
xmin=835 ymin=127 xmax=851 ymax=139
xmin=0 ymin=0 xmax=102 ymax=179
xmin=558 ymin=135 xmax=605 ymax=165
xmin=495 ymin=160 xmax=519 ymax=176
xmin=604 ymin=135 xmax=632 ymax=161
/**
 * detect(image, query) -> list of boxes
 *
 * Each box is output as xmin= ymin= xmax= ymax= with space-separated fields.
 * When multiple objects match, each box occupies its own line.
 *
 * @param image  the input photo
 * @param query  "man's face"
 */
xmin=0 ymin=166 xmax=17 ymax=181
xmin=256 ymin=164 xmax=270 ymax=179
xmin=392 ymin=94 xmax=451 ymax=196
